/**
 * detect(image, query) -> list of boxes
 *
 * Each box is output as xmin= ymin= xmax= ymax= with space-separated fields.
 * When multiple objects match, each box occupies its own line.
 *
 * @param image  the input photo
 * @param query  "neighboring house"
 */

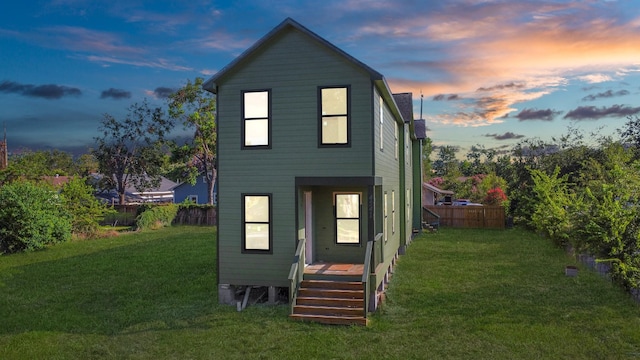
xmin=173 ymin=175 xmax=217 ymax=205
xmin=91 ymin=173 xmax=177 ymax=204
xmin=42 ymin=175 xmax=74 ymax=189
xmin=423 ymin=182 xmax=455 ymax=205
xmin=125 ymin=176 xmax=177 ymax=203
xmin=203 ymin=18 xmax=424 ymax=325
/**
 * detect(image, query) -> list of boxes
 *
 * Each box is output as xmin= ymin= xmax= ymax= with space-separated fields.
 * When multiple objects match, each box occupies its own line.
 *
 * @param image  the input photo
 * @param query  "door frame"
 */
xmin=304 ymin=191 xmax=313 ymax=265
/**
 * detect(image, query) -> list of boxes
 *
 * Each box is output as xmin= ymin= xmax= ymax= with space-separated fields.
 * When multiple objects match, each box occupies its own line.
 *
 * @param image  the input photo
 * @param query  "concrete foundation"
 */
xmin=218 ymin=284 xmax=236 ymax=305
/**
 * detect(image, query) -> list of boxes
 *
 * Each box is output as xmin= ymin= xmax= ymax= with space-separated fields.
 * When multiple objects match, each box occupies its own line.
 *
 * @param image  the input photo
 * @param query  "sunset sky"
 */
xmin=1 ymin=0 xmax=639 ymax=157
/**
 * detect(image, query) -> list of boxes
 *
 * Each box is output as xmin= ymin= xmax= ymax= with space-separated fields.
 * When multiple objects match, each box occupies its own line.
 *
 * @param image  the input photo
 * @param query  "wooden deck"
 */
xmin=304 ymin=263 xmax=364 ymax=277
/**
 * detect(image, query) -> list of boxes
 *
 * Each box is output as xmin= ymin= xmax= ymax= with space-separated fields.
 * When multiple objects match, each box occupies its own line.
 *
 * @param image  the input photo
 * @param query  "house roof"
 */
xmin=392 ymin=93 xmax=413 ymax=123
xmin=42 ymin=175 xmax=74 ymax=187
xmin=203 ymin=18 xmax=383 ymax=92
xmin=414 ymin=119 xmax=427 ymax=140
xmin=423 ymin=182 xmax=454 ymax=195
xmin=125 ymin=176 xmax=178 ymax=194
xmin=203 ymin=17 xmax=406 ymax=125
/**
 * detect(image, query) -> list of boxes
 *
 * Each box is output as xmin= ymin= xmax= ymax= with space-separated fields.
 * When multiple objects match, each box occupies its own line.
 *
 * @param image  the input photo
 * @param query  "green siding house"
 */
xmin=204 ymin=18 xmax=425 ymax=325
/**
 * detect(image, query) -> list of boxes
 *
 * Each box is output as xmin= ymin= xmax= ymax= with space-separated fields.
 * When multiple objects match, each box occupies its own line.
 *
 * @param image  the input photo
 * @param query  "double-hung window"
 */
xmin=392 ymin=190 xmax=396 ymax=234
xmin=319 ymin=86 xmax=350 ymax=147
xmin=242 ymin=194 xmax=272 ymax=253
xmin=379 ymin=95 xmax=384 ymax=151
xmin=242 ymin=90 xmax=271 ymax=148
xmin=335 ymin=193 xmax=360 ymax=244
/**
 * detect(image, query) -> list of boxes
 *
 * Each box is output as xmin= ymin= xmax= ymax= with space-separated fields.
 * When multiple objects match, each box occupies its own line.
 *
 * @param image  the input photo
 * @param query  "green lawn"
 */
xmin=1 ymin=226 xmax=639 ymax=359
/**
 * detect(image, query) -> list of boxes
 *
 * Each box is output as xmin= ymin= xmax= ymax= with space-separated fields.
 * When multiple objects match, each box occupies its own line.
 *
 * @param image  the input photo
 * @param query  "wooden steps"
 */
xmin=290 ymin=279 xmax=368 ymax=326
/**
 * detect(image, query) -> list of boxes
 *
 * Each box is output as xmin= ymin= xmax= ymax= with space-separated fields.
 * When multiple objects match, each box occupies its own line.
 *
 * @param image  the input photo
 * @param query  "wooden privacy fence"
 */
xmin=423 ymin=205 xmax=505 ymax=229
xmin=107 ymin=205 xmax=217 ymax=226
xmin=173 ymin=207 xmax=217 ymax=226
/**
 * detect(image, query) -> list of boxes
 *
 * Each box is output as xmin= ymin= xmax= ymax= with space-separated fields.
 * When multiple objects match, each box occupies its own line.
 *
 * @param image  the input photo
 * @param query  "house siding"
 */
xmin=173 ymin=176 xmax=213 ymax=205
xmin=216 ymin=28 xmax=376 ymax=287
xmin=404 ymin=122 xmax=415 ymax=246
xmin=373 ymin=87 xmax=404 ymax=274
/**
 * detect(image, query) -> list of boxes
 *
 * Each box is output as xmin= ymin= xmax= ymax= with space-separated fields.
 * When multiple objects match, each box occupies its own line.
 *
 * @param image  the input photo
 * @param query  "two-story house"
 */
xmin=204 ymin=18 xmax=425 ymax=325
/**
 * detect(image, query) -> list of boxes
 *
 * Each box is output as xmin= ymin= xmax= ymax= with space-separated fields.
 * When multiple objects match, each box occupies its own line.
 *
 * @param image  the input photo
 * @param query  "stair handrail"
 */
xmin=422 ymin=206 xmax=441 ymax=229
xmin=362 ymin=232 xmax=383 ymax=318
xmin=287 ymin=237 xmax=306 ymax=314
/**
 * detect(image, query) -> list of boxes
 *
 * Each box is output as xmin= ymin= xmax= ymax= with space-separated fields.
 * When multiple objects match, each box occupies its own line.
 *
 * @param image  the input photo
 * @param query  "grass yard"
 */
xmin=1 ymin=226 xmax=639 ymax=359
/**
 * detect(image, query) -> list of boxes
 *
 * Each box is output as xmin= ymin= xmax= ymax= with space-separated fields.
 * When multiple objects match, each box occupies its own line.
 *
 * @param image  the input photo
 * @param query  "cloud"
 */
xmin=150 ymin=87 xmax=176 ymax=99
xmin=0 ymin=80 xmax=81 ymax=99
xmin=582 ymin=89 xmax=630 ymax=101
xmin=485 ymin=132 xmax=525 ymax=140
xmin=564 ymin=104 xmax=640 ymax=120
xmin=38 ymin=26 xmax=143 ymax=55
xmin=477 ymin=82 xmax=526 ymax=92
xmin=515 ymin=108 xmax=562 ymax=121
xmin=100 ymin=88 xmax=131 ymax=100
xmin=433 ymin=94 xmax=460 ymax=101
xmin=6 ymin=25 xmax=194 ymax=72
xmin=85 ymin=55 xmax=193 ymax=72
xmin=366 ymin=1 xmax=640 ymax=127
xmin=578 ymin=74 xmax=613 ymax=84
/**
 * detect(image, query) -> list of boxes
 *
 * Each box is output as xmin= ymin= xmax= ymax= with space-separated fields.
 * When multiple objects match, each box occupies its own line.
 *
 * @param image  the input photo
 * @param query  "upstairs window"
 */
xmin=335 ymin=193 xmax=360 ymax=244
xmin=379 ymin=95 xmax=384 ymax=151
xmin=394 ymin=123 xmax=399 ymax=160
xmin=405 ymin=127 xmax=410 ymax=164
xmin=242 ymin=194 xmax=272 ymax=252
xmin=242 ymin=90 xmax=271 ymax=148
xmin=319 ymin=86 xmax=350 ymax=147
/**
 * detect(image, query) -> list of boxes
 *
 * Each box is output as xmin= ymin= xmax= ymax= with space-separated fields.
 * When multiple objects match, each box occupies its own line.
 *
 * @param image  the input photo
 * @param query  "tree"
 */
xmin=74 ymin=153 xmax=99 ymax=176
xmin=432 ymin=145 xmax=460 ymax=178
xmin=529 ymin=166 xmax=574 ymax=247
xmin=422 ymin=137 xmax=433 ymax=181
xmin=0 ymin=150 xmax=72 ymax=185
xmin=92 ymin=100 xmax=174 ymax=205
xmin=464 ymin=144 xmax=496 ymax=175
xmin=619 ymin=115 xmax=640 ymax=157
xmin=167 ymin=77 xmax=217 ymax=204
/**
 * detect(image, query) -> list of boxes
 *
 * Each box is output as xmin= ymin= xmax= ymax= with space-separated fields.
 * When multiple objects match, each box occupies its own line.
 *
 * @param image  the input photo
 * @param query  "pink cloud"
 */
xmin=374 ymin=2 xmax=640 ymax=127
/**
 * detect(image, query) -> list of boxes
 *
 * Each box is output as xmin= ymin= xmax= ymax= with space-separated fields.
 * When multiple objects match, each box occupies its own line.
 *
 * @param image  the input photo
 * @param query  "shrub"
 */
xmin=60 ymin=177 xmax=115 ymax=238
xmin=0 ymin=182 xmax=72 ymax=254
xmin=484 ymin=187 xmax=508 ymax=206
xmin=135 ymin=203 xmax=179 ymax=230
xmin=529 ymin=167 xmax=574 ymax=247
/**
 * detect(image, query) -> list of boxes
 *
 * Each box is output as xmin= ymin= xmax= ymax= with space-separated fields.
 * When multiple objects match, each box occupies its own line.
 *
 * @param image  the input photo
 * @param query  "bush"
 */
xmin=135 ymin=203 xmax=179 ymax=230
xmin=0 ymin=182 xmax=72 ymax=254
xmin=529 ymin=167 xmax=573 ymax=247
xmin=60 ymin=177 xmax=115 ymax=238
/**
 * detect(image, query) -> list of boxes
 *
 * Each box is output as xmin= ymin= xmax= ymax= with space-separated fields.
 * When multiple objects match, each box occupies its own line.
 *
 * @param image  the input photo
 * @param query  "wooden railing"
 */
xmin=422 ymin=206 xmax=441 ymax=229
xmin=287 ymin=238 xmax=306 ymax=314
xmin=362 ymin=233 xmax=383 ymax=317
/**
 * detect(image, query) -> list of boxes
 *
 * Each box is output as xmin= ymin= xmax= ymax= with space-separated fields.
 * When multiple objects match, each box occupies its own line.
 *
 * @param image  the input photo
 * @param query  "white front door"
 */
xmin=304 ymin=191 xmax=313 ymax=265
